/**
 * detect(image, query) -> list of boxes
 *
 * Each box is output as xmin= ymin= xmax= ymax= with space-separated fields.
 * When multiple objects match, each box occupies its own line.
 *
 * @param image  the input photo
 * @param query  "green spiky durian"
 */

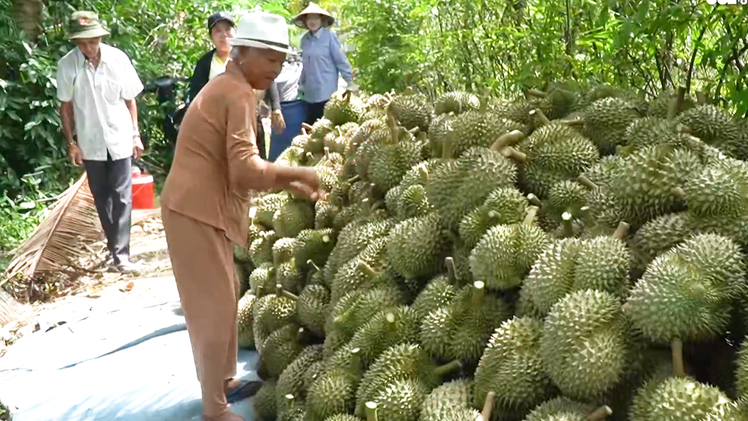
xmin=676 ymin=104 xmax=742 ymax=158
xmin=625 ymin=233 xmax=747 ymax=344
xmin=540 ymin=289 xmax=628 ymax=399
xmin=238 ymin=291 xmax=256 ymax=348
xmin=434 ymin=90 xmax=481 ymax=115
xmin=419 ymin=379 xmax=481 ymax=421
xmin=581 ymin=97 xmax=642 ymax=155
xmin=249 ymin=230 xmax=278 ymax=266
xmin=324 ymin=93 xmax=366 ymax=126
xmin=294 ymin=228 xmax=337 ymax=272
xmin=273 ymin=199 xmax=315 ymax=238
xmin=323 ymin=219 xmax=395 ymax=286
xmin=386 ymin=212 xmax=451 ymax=280
xmin=522 ymin=397 xmax=598 ymax=421
xmin=679 ymin=156 xmax=748 ymax=218
xmin=254 ymin=380 xmax=278 ymax=420
xmin=371 ymin=378 xmax=428 ymax=421
xmin=346 ymin=306 xmax=421 ymax=369
xmin=328 ymin=284 xmax=404 ymax=340
xmin=260 ymin=324 xmax=305 ymax=378
xmin=458 ymin=186 xmax=529 ymax=249
xmin=630 ymin=376 xmax=733 ymax=421
xmin=296 ymin=284 xmax=330 ymax=336
xmin=254 ymin=193 xmax=291 ymax=228
xmin=386 ymin=88 xmax=434 ymax=131
xmin=474 ymin=316 xmax=553 ymax=419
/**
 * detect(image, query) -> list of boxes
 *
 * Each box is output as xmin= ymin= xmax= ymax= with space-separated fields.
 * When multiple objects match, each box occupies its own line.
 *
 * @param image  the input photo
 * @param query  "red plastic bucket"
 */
xmin=132 ymin=173 xmax=155 ymax=210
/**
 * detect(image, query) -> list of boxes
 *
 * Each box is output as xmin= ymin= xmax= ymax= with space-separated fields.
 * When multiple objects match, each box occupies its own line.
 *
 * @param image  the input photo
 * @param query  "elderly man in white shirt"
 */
xmin=56 ymin=11 xmax=144 ymax=274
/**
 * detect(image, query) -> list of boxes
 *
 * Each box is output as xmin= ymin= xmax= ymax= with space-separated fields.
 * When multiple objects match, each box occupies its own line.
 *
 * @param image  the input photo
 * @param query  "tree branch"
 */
xmin=685 ymin=5 xmax=718 ymax=94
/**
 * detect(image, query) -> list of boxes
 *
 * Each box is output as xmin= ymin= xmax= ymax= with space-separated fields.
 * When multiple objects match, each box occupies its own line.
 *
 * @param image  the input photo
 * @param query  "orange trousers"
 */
xmin=162 ymin=207 xmax=239 ymax=417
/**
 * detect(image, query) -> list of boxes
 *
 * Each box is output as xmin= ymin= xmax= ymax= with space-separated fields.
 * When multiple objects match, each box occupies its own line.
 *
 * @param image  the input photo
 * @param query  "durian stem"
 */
xmin=667 ymin=86 xmax=687 ymax=120
xmin=418 ymin=166 xmax=429 ymax=183
xmin=580 ymin=206 xmax=596 ymax=226
xmin=365 ymin=401 xmax=379 ymax=421
xmin=577 ymin=175 xmax=598 ymax=190
xmin=441 ymin=139 xmax=454 ymax=160
xmin=302 ymin=122 xmax=314 ymax=132
xmin=301 ymin=127 xmax=308 ymax=136
xmin=434 ymin=359 xmax=462 ymax=377
xmin=307 ymin=259 xmax=321 ymax=274
xmin=530 ymin=108 xmax=551 ymax=126
xmin=445 ymin=257 xmax=457 ymax=283
xmin=612 ymin=221 xmax=630 ymax=240
xmin=672 ymin=338 xmax=686 ymax=378
xmin=526 ymin=89 xmax=548 ymax=99
xmin=472 ymin=281 xmax=486 ymax=305
xmin=559 ymin=117 xmax=584 ymax=127
xmin=324 ymin=147 xmax=331 ymax=160
xmin=349 ymin=347 xmax=361 ymax=375
xmin=285 ymin=394 xmax=295 ymax=410
xmin=296 ymin=327 xmax=307 ymax=342
xmin=499 ymin=146 xmax=528 ymax=163
xmin=281 ymin=289 xmax=299 ymax=301
xmin=523 ymin=205 xmax=540 ymax=226
xmin=585 ymin=406 xmax=613 ymax=421
xmin=361 ymin=197 xmax=372 ymax=215
xmin=480 ymin=88 xmax=491 ymax=113
xmin=357 ymin=260 xmax=379 ymax=280
xmin=275 ymin=283 xmax=285 ymax=297
xmin=348 ymin=175 xmax=361 ymax=183
xmin=480 ymin=391 xmax=496 ymax=421
xmin=490 ymin=130 xmax=525 ymax=151
xmin=409 ymin=127 xmax=420 ymax=135
xmin=562 ymin=212 xmax=575 ymax=238
xmin=386 ymin=112 xmax=399 ymax=143
xmin=526 ymin=194 xmax=542 ymax=207
xmin=256 ymin=284 xmax=264 ymax=297
xmin=672 ymin=186 xmax=686 ymax=199
xmin=306 ymin=152 xmax=315 ymax=162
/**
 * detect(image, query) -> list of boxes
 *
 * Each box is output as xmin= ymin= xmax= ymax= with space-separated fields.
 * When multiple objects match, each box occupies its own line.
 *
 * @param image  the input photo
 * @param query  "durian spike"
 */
xmin=302 ymin=122 xmax=314 ymax=132
xmin=307 ymin=259 xmax=321 ymax=274
xmin=472 ymin=281 xmax=486 ymax=305
xmin=365 ymin=401 xmax=379 ymax=421
xmin=277 ymin=284 xmax=298 ymax=301
xmin=577 ymin=175 xmax=598 ymax=190
xmin=490 ymin=130 xmax=525 ymax=151
xmin=672 ymin=186 xmax=686 ymax=199
xmin=585 ymin=406 xmax=613 ymax=421
xmin=480 ymin=391 xmax=496 ymax=421
xmin=434 ymin=359 xmax=462 ymax=377
xmin=612 ymin=221 xmax=630 ymax=240
xmin=667 ymin=86 xmax=687 ymax=120
xmin=562 ymin=212 xmax=575 ymax=238
xmin=445 ymin=257 xmax=456 ymax=283
xmin=523 ymin=205 xmax=540 ymax=225
xmin=357 ymin=260 xmax=379 ymax=279
xmin=526 ymin=88 xmax=548 ymax=99
xmin=498 ymin=146 xmax=527 ymax=163
xmin=672 ymin=337 xmax=686 ymax=377
xmin=530 ymin=108 xmax=551 ymax=126
xmin=418 ymin=166 xmax=429 ymax=183
xmin=526 ymin=193 xmax=542 ymax=207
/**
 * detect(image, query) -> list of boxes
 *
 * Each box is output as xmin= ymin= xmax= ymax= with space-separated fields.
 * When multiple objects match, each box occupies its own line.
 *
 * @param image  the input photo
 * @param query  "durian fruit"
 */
xmin=627 ymin=212 xmax=691 ymax=275
xmin=253 ymin=284 xmax=298 ymax=354
xmin=343 ymin=306 xmax=421 ymax=369
xmin=419 ymin=379 xmax=483 ymax=421
xmin=294 ymin=228 xmax=337 ymax=273
xmin=386 ymin=212 xmax=451 ymax=280
xmin=419 ymin=281 xmax=513 ymax=364
xmin=434 ymin=90 xmax=480 ymax=115
xmin=322 ymin=219 xmax=395 ymax=287
xmin=275 ymin=345 xmax=325 ymax=415
xmin=676 ymin=104 xmax=743 ymax=158
xmin=295 ymin=284 xmax=330 ymax=336
xmin=625 ymin=233 xmax=747 ymax=346
xmin=250 ymin=230 xmax=279 ymax=266
xmin=254 ymin=192 xmax=291 ymax=228
xmin=737 ymin=337 xmax=748 ymax=399
xmin=540 ymin=289 xmax=629 ymax=399
xmin=474 ymin=316 xmax=553 ymax=420
xmin=324 ymin=92 xmax=366 ymax=126
xmin=521 ymin=397 xmax=609 ymax=421
xmin=305 ymin=348 xmax=362 ymax=421
xmin=676 ymin=156 xmax=748 ymax=219
xmin=578 ymin=97 xmax=642 ymax=155
xmin=237 ymin=291 xmax=256 ymax=349
xmin=326 ymin=281 xmax=404 ymax=343
xmin=645 ymin=89 xmax=696 ymax=119
xmin=521 ymin=221 xmax=631 ymax=316
xmin=411 ymin=257 xmax=459 ymax=320
xmin=469 ymin=206 xmax=552 ymax=291
xmin=367 ymin=124 xmax=425 ymax=192
xmin=630 ymin=376 xmax=733 ymax=421
xmin=425 ymin=145 xmax=519 ymax=229
xmin=618 ymin=117 xmax=692 ymax=156
xmin=507 ymin=117 xmax=600 ymax=199
xmin=354 ymin=343 xmax=461 ymax=417
xmin=370 ymin=377 xmax=428 ymax=421
xmin=386 ymin=87 xmax=434 ymax=132
xmin=458 ymin=186 xmax=529 ymax=249
xmin=278 ymin=394 xmax=306 ymax=421
xmin=329 ymin=237 xmax=391 ymax=305
xmin=254 ymin=380 xmax=278 ymax=420
xmin=273 ymin=199 xmax=315 ymax=238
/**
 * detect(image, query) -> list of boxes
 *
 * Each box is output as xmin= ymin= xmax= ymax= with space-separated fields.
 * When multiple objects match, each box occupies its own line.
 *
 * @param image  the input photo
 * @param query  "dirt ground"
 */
xmin=0 ymin=209 xmax=176 ymax=357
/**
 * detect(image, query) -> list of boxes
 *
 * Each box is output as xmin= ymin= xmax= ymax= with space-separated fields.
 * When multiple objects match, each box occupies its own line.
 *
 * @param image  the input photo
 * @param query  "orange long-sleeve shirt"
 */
xmin=160 ymin=64 xmax=276 ymax=247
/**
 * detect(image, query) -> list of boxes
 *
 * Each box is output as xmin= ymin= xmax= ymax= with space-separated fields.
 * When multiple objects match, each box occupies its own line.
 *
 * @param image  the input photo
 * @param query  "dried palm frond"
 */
xmin=1 ymin=173 xmax=102 ymax=286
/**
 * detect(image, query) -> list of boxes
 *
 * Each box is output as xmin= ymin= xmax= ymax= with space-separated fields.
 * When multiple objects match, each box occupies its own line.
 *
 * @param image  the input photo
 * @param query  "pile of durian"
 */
xmin=233 ymin=83 xmax=748 ymax=421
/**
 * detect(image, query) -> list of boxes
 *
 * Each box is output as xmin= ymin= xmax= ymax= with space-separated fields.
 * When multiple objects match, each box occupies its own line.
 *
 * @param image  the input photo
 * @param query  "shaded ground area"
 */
xmin=0 ymin=210 xmax=261 ymax=420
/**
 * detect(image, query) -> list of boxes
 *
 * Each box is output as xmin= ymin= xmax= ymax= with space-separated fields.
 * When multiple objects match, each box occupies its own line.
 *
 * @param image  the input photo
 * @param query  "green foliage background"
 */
xmin=0 ymin=0 xmax=747 ymax=268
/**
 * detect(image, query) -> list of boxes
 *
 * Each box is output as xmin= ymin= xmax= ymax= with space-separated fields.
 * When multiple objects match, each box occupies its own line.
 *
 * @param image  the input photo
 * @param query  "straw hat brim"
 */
xmin=293 ymin=4 xmax=335 ymax=28
xmin=227 ymin=38 xmax=297 ymax=55
xmin=66 ymin=27 xmax=110 ymax=40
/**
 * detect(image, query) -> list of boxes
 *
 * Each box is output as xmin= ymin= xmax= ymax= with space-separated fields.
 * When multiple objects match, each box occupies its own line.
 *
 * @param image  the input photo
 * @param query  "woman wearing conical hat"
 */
xmin=293 ymin=2 xmax=358 ymax=125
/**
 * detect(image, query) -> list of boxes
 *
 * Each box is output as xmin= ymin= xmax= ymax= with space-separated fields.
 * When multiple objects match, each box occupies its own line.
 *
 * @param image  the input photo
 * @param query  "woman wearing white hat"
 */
xmin=293 ymin=2 xmax=357 ymax=125
xmin=160 ymin=11 xmax=324 ymax=421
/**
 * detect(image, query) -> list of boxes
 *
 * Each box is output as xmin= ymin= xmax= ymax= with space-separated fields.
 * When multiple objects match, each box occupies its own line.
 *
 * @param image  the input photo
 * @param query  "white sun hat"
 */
xmin=227 ymin=11 xmax=296 ymax=55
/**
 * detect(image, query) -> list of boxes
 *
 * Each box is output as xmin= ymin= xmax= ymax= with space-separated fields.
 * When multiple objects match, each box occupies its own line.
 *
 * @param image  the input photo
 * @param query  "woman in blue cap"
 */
xmin=187 ymin=11 xmax=286 ymax=156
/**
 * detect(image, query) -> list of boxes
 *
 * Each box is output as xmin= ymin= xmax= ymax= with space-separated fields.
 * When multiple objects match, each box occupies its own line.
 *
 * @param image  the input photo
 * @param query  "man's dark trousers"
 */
xmin=83 ymin=152 xmax=132 ymax=265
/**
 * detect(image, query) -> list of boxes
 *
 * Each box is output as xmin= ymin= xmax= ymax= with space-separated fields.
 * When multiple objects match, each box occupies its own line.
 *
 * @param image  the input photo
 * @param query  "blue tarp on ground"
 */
xmin=0 ymin=280 xmax=260 ymax=421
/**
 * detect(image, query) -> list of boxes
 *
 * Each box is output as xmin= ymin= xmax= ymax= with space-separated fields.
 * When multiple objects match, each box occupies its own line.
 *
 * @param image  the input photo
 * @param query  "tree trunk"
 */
xmin=14 ymin=0 xmax=44 ymax=43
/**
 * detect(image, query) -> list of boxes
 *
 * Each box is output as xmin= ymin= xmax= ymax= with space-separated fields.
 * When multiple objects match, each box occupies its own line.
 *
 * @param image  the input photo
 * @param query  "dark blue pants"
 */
xmin=269 ymin=100 xmax=307 ymax=161
xmin=303 ymin=100 xmax=327 ymax=126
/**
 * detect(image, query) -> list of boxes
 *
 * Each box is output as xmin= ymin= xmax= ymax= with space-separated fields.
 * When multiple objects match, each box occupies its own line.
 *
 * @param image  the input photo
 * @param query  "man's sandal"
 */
xmin=225 ymin=380 xmax=263 ymax=403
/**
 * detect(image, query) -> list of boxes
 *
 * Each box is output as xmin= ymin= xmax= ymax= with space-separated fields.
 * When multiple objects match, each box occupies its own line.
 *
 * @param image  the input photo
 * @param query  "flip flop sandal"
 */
xmin=226 ymin=380 xmax=263 ymax=403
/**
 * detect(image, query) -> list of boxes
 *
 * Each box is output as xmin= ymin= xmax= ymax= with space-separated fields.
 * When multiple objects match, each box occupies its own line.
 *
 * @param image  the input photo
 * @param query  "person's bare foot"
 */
xmin=202 ymin=411 xmax=244 ymax=421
